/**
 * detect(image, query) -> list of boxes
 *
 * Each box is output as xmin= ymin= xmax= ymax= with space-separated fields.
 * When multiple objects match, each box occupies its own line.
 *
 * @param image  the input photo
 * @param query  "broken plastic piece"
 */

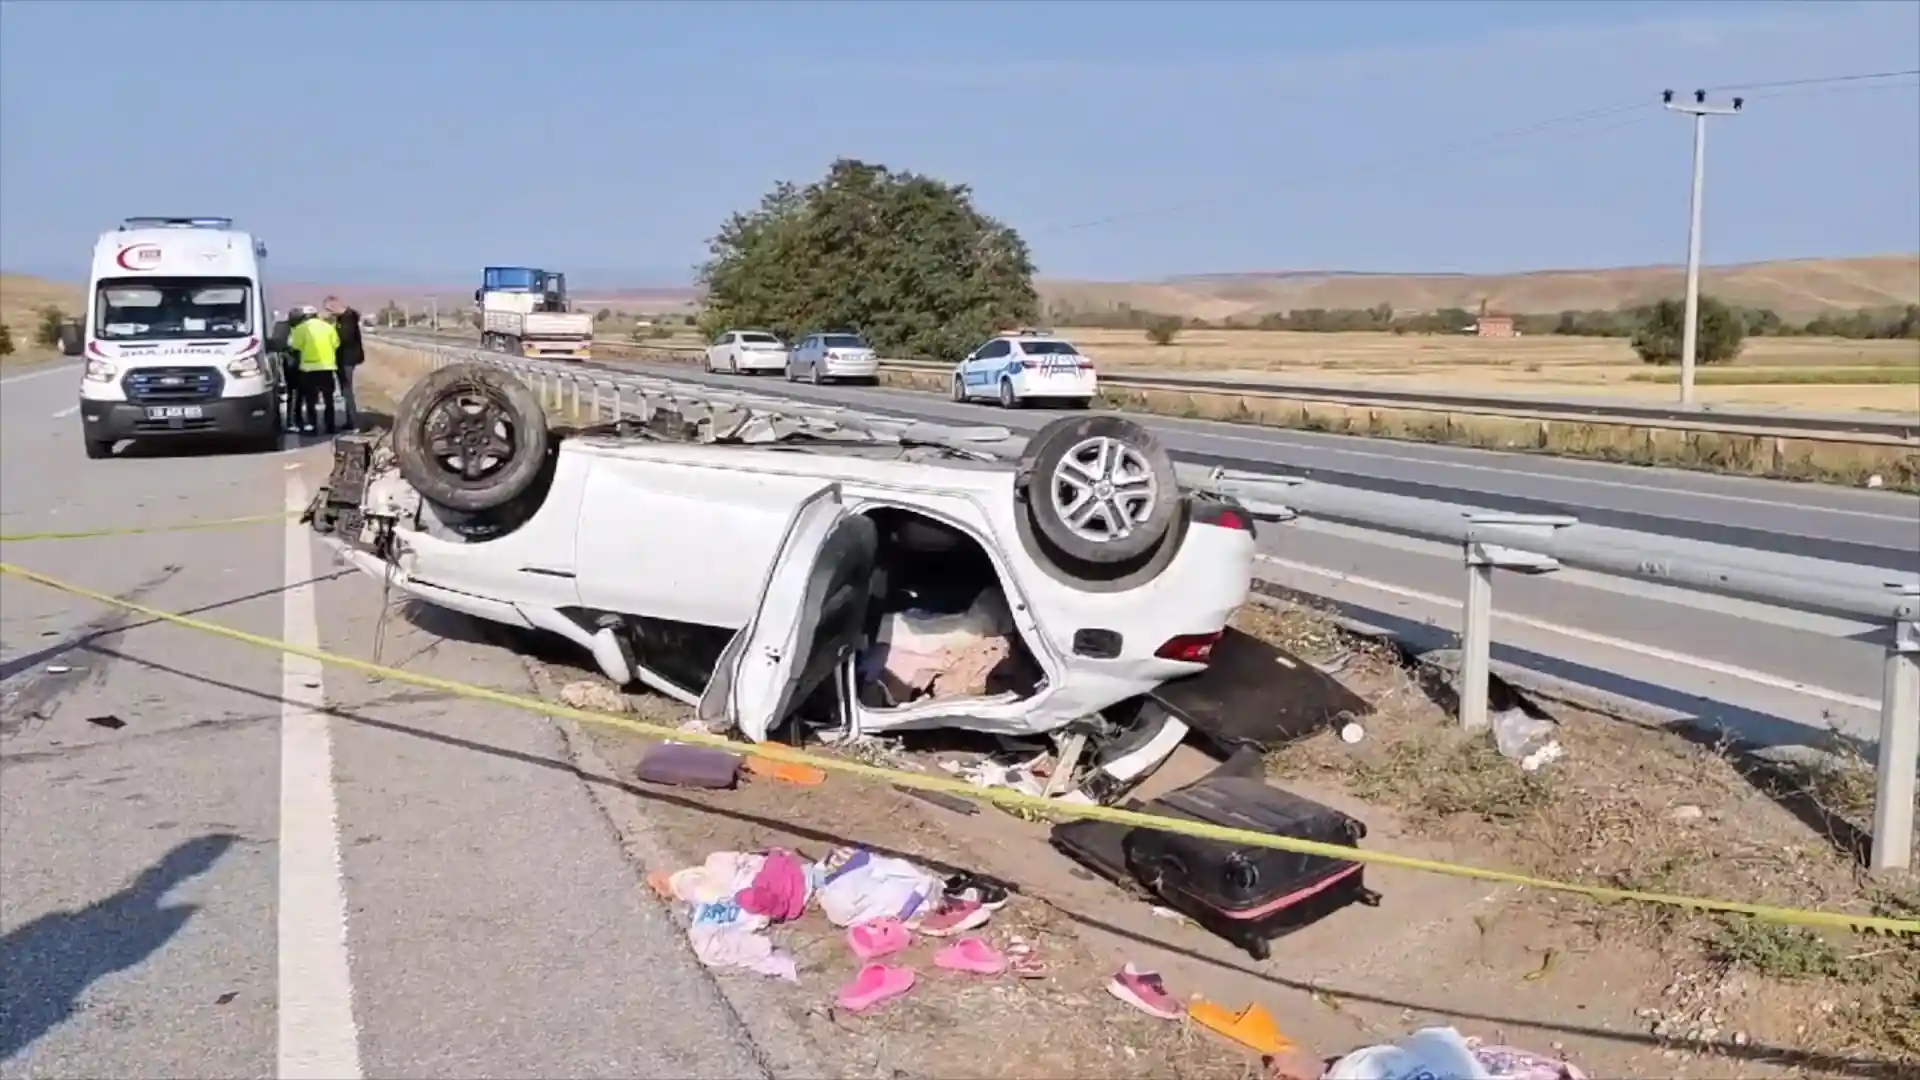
xmin=745 ymin=756 xmax=826 ymax=786
xmin=1187 ymin=1000 xmax=1296 ymax=1056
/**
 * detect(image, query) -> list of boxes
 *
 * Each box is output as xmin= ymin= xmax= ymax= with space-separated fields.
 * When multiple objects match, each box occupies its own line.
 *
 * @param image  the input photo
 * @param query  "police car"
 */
xmin=950 ymin=329 xmax=1098 ymax=409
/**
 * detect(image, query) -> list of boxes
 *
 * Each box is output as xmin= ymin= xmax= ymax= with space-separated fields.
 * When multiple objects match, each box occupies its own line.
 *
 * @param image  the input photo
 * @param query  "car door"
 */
xmin=965 ymin=339 xmax=1010 ymax=397
xmin=792 ymin=335 xmax=813 ymax=377
xmin=705 ymin=332 xmax=729 ymax=371
xmin=695 ymin=483 xmax=879 ymax=743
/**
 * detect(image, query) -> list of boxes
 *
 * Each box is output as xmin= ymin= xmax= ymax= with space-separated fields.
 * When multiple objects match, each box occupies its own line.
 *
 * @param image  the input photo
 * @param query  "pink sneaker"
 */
xmin=916 ymin=898 xmax=991 ymax=938
xmin=1106 ymin=963 xmax=1182 ymax=1020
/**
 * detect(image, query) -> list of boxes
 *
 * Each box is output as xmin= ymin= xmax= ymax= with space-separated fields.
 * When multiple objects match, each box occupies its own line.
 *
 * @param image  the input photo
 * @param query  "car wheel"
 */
xmin=998 ymin=378 xmax=1020 ymax=409
xmin=951 ymin=376 xmax=967 ymax=402
xmin=391 ymin=361 xmax=550 ymax=514
xmin=84 ymin=439 xmax=114 ymax=460
xmin=786 ymin=364 xmax=797 ymax=383
xmin=1016 ymin=414 xmax=1178 ymax=566
xmin=810 ymin=362 xmax=824 ymax=386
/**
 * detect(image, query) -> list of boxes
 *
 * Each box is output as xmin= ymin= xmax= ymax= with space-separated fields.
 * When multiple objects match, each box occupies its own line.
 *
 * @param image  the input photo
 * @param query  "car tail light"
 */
xmin=1156 ymin=630 xmax=1223 ymax=663
xmin=1078 ymin=360 xmax=1095 ymax=370
xmin=1020 ymin=358 xmax=1039 ymax=369
xmin=1191 ymin=499 xmax=1255 ymax=534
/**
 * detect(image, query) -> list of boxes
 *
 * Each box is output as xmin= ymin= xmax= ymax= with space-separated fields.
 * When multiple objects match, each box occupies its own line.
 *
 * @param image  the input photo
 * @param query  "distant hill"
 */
xmin=1039 ymin=256 xmax=1920 ymax=323
xmin=7 ymin=255 xmax=1916 ymax=327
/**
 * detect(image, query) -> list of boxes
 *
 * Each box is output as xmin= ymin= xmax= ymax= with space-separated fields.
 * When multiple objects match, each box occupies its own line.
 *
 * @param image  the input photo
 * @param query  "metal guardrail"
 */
xmin=376 ymin=336 xmax=1920 ymax=871
xmin=391 ymin=328 xmax=1920 ymax=443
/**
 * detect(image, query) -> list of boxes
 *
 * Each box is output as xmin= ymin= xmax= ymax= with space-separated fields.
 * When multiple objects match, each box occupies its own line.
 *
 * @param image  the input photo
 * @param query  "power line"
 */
xmin=1039 ymin=100 xmax=1654 ymax=235
xmin=1704 ymin=68 xmax=1920 ymax=93
xmin=1036 ymin=67 xmax=1919 ymax=237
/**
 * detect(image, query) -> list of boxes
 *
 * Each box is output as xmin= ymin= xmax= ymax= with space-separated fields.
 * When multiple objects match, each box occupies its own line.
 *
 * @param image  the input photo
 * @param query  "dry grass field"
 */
xmin=0 ymin=273 xmax=82 ymax=364
xmin=1062 ymin=327 xmax=1920 ymax=415
xmin=1042 ymin=254 xmax=1920 ymax=324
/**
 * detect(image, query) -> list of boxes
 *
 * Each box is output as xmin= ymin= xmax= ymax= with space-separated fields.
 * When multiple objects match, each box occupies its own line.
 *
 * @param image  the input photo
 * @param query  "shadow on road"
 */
xmin=0 ymin=833 xmax=237 ymax=1065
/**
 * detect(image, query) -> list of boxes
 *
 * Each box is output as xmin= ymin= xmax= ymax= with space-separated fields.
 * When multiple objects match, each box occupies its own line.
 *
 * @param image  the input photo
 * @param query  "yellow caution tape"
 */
xmin=0 ymin=512 xmax=298 ymax=543
xmin=2 ymin=557 xmax=1914 ymax=938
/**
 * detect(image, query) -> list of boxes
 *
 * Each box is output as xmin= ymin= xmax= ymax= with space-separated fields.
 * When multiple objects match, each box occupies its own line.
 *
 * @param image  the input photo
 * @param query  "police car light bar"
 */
xmin=120 ymin=216 xmax=236 ymax=230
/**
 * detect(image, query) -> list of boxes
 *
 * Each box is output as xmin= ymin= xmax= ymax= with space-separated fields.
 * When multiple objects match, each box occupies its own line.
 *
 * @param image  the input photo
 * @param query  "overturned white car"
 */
xmin=308 ymin=360 xmax=1306 ymax=756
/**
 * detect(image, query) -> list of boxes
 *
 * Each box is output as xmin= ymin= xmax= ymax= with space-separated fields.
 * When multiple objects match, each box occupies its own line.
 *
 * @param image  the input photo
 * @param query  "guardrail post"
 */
xmin=569 ymin=376 xmax=581 ymax=417
xmin=1872 ymin=583 xmax=1920 ymax=872
xmin=1459 ymin=513 xmax=1576 ymax=731
xmin=589 ymin=381 xmax=602 ymax=420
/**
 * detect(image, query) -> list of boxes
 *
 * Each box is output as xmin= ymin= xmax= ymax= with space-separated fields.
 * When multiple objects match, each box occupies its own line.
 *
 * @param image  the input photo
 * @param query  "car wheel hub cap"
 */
xmin=1051 ymin=435 xmax=1157 ymax=543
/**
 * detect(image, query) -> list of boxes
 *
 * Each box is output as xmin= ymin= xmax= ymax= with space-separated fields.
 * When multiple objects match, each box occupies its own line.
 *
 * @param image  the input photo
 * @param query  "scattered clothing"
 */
xmin=667 ymin=851 xmax=765 ymax=906
xmin=736 ymin=849 xmax=810 ymax=922
xmin=1325 ymin=1026 xmax=1588 ymax=1080
xmin=667 ymin=852 xmax=797 ymax=982
xmin=864 ymin=592 xmax=1015 ymax=703
xmin=1466 ymin=1039 xmax=1588 ymax=1080
xmin=814 ymin=848 xmax=940 ymax=928
xmin=1107 ymin=963 xmax=1182 ymax=1019
xmin=687 ymin=920 xmax=797 ymax=982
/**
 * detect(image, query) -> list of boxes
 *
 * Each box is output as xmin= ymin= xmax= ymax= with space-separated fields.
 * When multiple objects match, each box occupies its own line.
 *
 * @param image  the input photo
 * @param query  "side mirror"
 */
xmin=57 ymin=321 xmax=83 ymax=357
xmin=473 ymin=289 xmax=483 ymax=304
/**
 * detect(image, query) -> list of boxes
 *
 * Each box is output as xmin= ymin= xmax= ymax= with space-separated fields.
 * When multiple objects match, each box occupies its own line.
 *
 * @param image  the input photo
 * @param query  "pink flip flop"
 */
xmin=934 ymin=937 xmax=1005 ymax=976
xmin=835 ymin=963 xmax=915 ymax=1013
xmin=847 ymin=917 xmax=911 ymax=961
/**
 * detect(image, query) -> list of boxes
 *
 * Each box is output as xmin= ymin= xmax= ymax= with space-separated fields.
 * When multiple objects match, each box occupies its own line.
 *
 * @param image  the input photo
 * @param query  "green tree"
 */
xmin=35 ymin=305 xmax=67 ymax=348
xmin=1631 ymin=296 xmax=1746 ymax=365
xmin=594 ymin=307 xmax=613 ymax=323
xmin=0 ymin=322 xmax=13 ymax=357
xmin=697 ymin=159 xmax=1039 ymax=361
xmin=1145 ymin=315 xmax=1183 ymax=346
xmin=376 ymin=301 xmax=406 ymax=327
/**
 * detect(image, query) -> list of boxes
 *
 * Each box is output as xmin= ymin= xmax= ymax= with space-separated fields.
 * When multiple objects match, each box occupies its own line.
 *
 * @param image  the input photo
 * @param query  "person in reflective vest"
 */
xmin=287 ymin=306 xmax=341 ymax=435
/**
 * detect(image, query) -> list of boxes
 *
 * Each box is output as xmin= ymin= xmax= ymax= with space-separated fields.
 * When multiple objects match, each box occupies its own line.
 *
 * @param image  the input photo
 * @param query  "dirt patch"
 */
xmin=511 ymin=596 xmax=1915 ymax=1080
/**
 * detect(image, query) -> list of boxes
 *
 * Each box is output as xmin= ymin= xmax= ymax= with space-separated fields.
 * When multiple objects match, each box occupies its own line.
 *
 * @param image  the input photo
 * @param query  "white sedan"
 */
xmin=952 ymin=330 xmax=1098 ymax=409
xmin=307 ymin=361 xmax=1293 ymax=758
xmin=704 ymin=329 xmax=789 ymax=375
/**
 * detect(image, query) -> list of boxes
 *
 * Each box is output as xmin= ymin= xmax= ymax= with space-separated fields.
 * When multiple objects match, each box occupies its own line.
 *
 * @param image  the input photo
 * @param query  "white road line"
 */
xmin=0 ymin=362 xmax=78 ymax=386
xmin=50 ymin=404 xmax=78 ymax=419
xmin=278 ymin=474 xmax=363 ymax=1080
xmin=1254 ymin=552 xmax=1882 ymax=712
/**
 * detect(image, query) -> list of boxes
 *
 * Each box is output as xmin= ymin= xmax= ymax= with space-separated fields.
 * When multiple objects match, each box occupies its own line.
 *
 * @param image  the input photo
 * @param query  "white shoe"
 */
xmin=301 ymin=425 xmax=316 ymax=434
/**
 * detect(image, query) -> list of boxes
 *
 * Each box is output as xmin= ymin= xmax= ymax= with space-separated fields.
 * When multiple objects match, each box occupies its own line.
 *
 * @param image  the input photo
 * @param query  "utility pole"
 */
xmin=1663 ymin=88 xmax=1743 ymax=409
xmin=430 ymin=296 xmax=439 ymax=329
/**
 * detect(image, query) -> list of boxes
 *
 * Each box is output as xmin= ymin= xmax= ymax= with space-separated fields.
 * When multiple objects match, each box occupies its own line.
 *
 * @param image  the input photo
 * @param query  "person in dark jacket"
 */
xmin=323 ymin=296 xmax=364 ymax=430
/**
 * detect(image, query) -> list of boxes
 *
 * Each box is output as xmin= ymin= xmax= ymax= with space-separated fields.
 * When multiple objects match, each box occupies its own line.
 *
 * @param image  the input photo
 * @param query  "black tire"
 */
xmin=1016 ymin=414 xmax=1178 ymax=566
xmin=84 ymin=439 xmax=114 ymax=460
xmin=810 ymin=362 xmax=825 ymax=386
xmin=392 ymin=362 xmax=549 ymax=514
xmin=951 ymin=376 xmax=966 ymax=403
xmin=998 ymin=378 xmax=1020 ymax=409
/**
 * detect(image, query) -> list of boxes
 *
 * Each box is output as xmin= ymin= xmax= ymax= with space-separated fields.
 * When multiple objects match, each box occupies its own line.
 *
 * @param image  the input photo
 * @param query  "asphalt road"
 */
xmin=0 ymin=361 xmax=767 ymax=1078
xmin=597 ymin=356 xmax=1920 ymax=752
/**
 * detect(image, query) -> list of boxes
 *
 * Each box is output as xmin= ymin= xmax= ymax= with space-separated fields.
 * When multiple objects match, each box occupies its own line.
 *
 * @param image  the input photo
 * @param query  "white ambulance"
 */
xmin=67 ymin=217 xmax=281 ymax=459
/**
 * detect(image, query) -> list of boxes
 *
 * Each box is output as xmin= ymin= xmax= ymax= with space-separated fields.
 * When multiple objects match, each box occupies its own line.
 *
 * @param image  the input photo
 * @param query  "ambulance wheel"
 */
xmin=84 ymin=439 xmax=114 ymax=460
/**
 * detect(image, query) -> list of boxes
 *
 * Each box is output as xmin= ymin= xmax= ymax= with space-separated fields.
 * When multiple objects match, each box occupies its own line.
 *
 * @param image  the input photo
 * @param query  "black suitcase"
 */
xmin=1121 ymin=774 xmax=1380 ymax=960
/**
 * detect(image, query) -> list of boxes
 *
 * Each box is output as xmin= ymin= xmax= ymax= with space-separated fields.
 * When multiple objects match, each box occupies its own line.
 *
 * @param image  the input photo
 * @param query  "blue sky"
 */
xmin=0 ymin=0 xmax=1915 ymax=286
